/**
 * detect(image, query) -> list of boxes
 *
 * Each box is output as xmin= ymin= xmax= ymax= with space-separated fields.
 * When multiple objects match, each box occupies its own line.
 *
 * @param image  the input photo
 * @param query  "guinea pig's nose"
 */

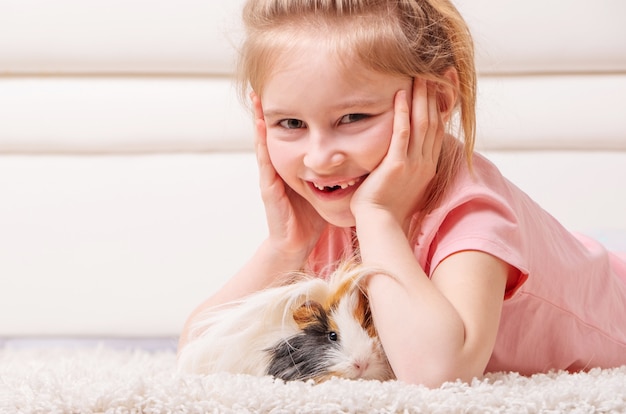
xmin=353 ymin=360 xmax=370 ymax=376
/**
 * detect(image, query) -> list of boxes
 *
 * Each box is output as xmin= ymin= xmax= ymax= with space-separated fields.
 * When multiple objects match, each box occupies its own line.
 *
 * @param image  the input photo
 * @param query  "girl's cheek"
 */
xmin=265 ymin=137 xmax=296 ymax=179
xmin=265 ymin=137 xmax=283 ymax=169
xmin=362 ymin=121 xmax=394 ymax=168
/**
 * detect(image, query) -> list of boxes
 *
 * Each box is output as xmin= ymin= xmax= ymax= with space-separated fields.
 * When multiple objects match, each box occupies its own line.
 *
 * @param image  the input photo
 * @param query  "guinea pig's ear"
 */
xmin=292 ymin=301 xmax=325 ymax=329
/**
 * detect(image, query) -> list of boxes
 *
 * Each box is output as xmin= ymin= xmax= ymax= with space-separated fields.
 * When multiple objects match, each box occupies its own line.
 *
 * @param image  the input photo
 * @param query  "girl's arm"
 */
xmin=353 ymin=77 xmax=510 ymax=387
xmin=178 ymin=94 xmax=326 ymax=350
xmin=359 ymin=211 xmax=509 ymax=387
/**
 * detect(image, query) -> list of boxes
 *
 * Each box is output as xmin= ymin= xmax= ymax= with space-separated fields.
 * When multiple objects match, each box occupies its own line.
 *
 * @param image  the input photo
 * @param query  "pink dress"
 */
xmin=307 ymin=152 xmax=626 ymax=375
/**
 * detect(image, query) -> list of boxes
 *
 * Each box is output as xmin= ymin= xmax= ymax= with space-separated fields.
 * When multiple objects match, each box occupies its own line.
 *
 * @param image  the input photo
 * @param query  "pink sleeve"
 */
xmin=424 ymin=198 xmax=529 ymax=299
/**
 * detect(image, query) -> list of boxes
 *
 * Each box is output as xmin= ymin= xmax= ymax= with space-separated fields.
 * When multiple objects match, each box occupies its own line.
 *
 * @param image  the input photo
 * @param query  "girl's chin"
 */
xmin=318 ymin=210 xmax=356 ymax=228
xmin=302 ymin=191 xmax=357 ymax=227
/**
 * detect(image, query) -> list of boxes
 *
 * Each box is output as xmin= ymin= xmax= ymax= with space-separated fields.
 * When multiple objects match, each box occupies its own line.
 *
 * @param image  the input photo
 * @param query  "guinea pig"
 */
xmin=177 ymin=273 xmax=330 ymax=377
xmin=177 ymin=261 xmax=395 ymax=383
xmin=265 ymin=276 xmax=395 ymax=382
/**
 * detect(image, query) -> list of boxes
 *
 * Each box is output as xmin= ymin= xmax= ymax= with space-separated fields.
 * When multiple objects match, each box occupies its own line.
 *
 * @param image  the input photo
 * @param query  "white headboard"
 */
xmin=1 ymin=0 xmax=625 ymax=340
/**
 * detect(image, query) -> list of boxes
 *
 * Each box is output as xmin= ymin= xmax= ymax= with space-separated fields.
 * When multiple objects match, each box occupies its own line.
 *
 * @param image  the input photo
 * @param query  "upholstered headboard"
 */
xmin=0 ymin=0 xmax=624 ymax=341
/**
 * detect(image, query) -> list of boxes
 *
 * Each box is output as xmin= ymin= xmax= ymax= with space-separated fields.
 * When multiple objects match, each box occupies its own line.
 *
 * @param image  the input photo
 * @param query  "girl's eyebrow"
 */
xmin=262 ymin=109 xmax=293 ymax=119
xmin=263 ymin=98 xmax=384 ymax=119
xmin=331 ymin=97 xmax=383 ymax=111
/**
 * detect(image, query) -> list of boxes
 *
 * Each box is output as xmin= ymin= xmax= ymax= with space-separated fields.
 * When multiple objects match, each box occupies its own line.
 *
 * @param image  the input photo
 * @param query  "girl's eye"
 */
xmin=328 ymin=331 xmax=338 ymax=342
xmin=279 ymin=119 xmax=305 ymax=129
xmin=339 ymin=113 xmax=368 ymax=124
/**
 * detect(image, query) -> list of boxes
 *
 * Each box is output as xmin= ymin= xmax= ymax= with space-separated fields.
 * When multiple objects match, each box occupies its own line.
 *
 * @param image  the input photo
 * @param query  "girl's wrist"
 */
xmin=354 ymin=206 xmax=412 ymax=238
xmin=355 ymin=209 xmax=417 ymax=267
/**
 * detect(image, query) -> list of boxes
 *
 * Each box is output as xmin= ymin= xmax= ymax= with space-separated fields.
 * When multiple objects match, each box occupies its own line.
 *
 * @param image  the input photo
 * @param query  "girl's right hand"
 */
xmin=251 ymin=93 xmax=327 ymax=264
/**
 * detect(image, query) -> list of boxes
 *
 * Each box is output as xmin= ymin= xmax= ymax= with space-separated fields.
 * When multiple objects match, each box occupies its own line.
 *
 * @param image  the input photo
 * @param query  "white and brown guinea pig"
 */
xmin=265 ymin=272 xmax=394 ymax=382
xmin=177 ymin=262 xmax=395 ymax=383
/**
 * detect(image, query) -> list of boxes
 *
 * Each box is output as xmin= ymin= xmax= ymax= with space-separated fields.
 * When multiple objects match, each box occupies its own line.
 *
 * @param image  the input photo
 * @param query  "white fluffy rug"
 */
xmin=1 ymin=346 xmax=626 ymax=413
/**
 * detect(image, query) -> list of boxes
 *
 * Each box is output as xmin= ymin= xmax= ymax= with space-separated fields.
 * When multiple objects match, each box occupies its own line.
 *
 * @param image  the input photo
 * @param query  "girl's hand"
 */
xmin=251 ymin=93 xmax=327 ymax=261
xmin=351 ymin=78 xmax=444 ymax=230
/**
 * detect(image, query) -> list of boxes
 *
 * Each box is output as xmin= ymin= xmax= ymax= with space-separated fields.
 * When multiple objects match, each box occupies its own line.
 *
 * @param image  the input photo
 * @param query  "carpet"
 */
xmin=1 ymin=346 xmax=625 ymax=413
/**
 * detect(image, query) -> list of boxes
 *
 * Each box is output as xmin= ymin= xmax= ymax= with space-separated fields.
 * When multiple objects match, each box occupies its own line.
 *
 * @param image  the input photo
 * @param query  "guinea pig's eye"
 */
xmin=328 ymin=331 xmax=338 ymax=342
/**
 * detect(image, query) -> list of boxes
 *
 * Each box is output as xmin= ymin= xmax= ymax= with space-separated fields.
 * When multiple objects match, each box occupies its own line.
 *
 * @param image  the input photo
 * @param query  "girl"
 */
xmin=179 ymin=0 xmax=626 ymax=387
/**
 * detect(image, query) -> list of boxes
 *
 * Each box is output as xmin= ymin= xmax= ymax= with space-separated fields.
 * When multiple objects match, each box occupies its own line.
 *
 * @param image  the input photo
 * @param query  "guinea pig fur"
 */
xmin=177 ymin=274 xmax=330 ymax=377
xmin=265 ymin=279 xmax=395 ymax=382
xmin=177 ymin=262 xmax=395 ymax=383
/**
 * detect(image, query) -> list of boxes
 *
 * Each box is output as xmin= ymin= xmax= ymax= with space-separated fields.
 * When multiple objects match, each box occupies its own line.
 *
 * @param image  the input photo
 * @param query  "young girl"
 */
xmin=179 ymin=0 xmax=626 ymax=387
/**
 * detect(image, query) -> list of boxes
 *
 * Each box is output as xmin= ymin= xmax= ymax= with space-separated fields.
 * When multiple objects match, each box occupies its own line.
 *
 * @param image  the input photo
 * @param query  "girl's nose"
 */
xmin=302 ymin=133 xmax=346 ymax=173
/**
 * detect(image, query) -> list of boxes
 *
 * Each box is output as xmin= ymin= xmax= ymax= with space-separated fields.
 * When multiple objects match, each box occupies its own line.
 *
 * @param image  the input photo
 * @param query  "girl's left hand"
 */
xmin=350 ymin=78 xmax=444 ymax=231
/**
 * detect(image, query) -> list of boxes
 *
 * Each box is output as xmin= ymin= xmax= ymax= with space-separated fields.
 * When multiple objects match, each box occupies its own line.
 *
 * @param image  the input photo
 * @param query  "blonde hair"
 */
xmin=237 ymin=0 xmax=476 ymax=217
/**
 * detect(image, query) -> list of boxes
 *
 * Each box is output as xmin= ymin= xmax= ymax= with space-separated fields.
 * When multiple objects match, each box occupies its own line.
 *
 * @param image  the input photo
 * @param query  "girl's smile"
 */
xmin=311 ymin=176 xmax=362 ymax=192
xmin=308 ymin=175 xmax=365 ymax=201
xmin=260 ymin=41 xmax=411 ymax=227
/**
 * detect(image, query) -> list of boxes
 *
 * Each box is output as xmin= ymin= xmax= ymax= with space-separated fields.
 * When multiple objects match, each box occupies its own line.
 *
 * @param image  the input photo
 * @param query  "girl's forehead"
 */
xmin=267 ymin=37 xmax=399 ymax=87
xmin=271 ymin=42 xmax=347 ymax=76
xmin=256 ymin=25 xmax=360 ymax=79
xmin=252 ymin=21 xmax=411 ymax=99
xmin=265 ymin=54 xmax=390 ymax=102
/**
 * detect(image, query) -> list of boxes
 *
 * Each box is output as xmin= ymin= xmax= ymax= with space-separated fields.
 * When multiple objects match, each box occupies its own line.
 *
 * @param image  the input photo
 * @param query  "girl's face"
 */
xmin=261 ymin=42 xmax=412 ymax=227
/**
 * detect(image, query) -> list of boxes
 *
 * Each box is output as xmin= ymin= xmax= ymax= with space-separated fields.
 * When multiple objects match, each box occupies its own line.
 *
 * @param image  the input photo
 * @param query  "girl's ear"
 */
xmin=436 ymin=67 xmax=460 ymax=123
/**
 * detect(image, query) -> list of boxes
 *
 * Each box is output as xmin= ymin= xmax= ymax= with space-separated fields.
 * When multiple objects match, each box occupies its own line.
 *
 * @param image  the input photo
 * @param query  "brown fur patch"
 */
xmin=324 ymin=274 xmax=377 ymax=338
xmin=292 ymin=301 xmax=325 ymax=329
xmin=355 ymin=290 xmax=377 ymax=338
xmin=325 ymin=276 xmax=356 ymax=310
xmin=292 ymin=301 xmax=339 ymax=333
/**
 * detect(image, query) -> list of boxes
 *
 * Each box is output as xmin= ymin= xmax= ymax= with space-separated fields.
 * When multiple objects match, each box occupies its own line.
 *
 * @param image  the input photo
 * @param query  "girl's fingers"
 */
xmin=250 ymin=91 xmax=262 ymax=118
xmin=250 ymin=93 xmax=266 ymax=160
xmin=389 ymin=89 xmax=411 ymax=158
xmin=425 ymin=81 xmax=443 ymax=161
xmin=390 ymin=78 xmax=442 ymax=164
xmin=250 ymin=93 xmax=277 ymax=193
xmin=409 ymin=79 xmax=443 ymax=162
xmin=255 ymin=117 xmax=270 ymax=168
xmin=251 ymin=92 xmax=265 ymax=145
xmin=405 ymin=77 xmax=425 ymax=157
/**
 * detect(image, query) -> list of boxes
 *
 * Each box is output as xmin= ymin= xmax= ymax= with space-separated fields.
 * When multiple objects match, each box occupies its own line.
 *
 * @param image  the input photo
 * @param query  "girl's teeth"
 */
xmin=340 ymin=180 xmax=356 ymax=189
xmin=314 ymin=179 xmax=357 ymax=191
